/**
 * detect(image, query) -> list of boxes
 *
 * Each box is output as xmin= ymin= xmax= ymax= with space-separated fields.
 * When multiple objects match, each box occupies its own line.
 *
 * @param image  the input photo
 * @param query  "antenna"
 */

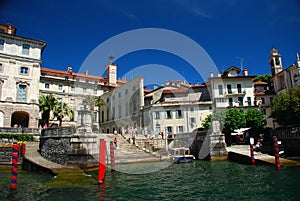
xmin=236 ymin=57 xmax=245 ymax=70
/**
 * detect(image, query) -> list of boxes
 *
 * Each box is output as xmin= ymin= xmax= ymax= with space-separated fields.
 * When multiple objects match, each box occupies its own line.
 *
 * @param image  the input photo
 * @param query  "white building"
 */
xmin=207 ymin=66 xmax=256 ymax=110
xmin=142 ymin=81 xmax=212 ymax=136
xmin=0 ymin=24 xmax=46 ymax=128
xmin=99 ymin=76 xmax=144 ymax=134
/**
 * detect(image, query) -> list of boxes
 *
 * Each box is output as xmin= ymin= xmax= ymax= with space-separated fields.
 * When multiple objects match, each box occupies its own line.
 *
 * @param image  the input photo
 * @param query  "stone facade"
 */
xmin=0 ymin=24 xmax=46 ymax=128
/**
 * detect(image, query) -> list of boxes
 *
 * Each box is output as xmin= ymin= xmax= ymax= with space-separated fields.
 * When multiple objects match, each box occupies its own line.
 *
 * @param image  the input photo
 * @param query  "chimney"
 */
xmin=153 ymin=84 xmax=158 ymax=90
xmin=85 ymin=70 xmax=88 ymax=75
xmin=67 ymin=66 xmax=72 ymax=74
xmin=217 ymin=72 xmax=221 ymax=77
xmin=176 ymin=80 xmax=181 ymax=87
xmin=243 ymin=68 xmax=248 ymax=76
xmin=171 ymin=80 xmax=175 ymax=86
xmin=166 ymin=80 xmax=170 ymax=86
xmin=210 ymin=72 xmax=214 ymax=77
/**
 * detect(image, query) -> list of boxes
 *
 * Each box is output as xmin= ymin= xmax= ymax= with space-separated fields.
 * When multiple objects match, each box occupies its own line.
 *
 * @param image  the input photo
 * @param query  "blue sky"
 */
xmin=1 ymin=0 xmax=299 ymax=86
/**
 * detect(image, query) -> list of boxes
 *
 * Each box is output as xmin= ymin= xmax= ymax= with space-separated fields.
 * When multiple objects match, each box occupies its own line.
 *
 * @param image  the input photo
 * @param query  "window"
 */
xmin=176 ymin=110 xmax=183 ymax=119
xmin=262 ymin=108 xmax=266 ymax=115
xmin=166 ymin=111 xmax=172 ymax=119
xmin=94 ymin=81 xmax=98 ymax=84
xmin=83 ymin=88 xmax=87 ymax=93
xmin=17 ymin=85 xmax=27 ymax=102
xmin=118 ymin=105 xmax=121 ymax=118
xmin=106 ymin=98 xmax=109 ymax=103
xmin=218 ymin=85 xmax=223 ymax=95
xmin=118 ymin=92 xmax=121 ymax=98
xmin=0 ymin=40 xmax=4 ymax=51
xmin=41 ymin=73 xmax=46 ymax=77
xmin=106 ymin=109 xmax=109 ymax=121
xmin=154 ymin=112 xmax=160 ymax=119
xmin=86 ymin=79 xmax=89 ymax=83
xmin=247 ymin=97 xmax=252 ymax=106
xmin=177 ymin=126 xmax=184 ymax=133
xmin=261 ymin=97 xmax=265 ymax=105
xmin=190 ymin=117 xmax=196 ymax=124
xmin=237 ymin=84 xmax=242 ymax=93
xmin=58 ymin=84 xmax=63 ymax=91
xmin=93 ymin=89 xmax=97 ymax=95
xmin=112 ymin=107 xmax=115 ymax=120
xmin=190 ymin=107 xmax=194 ymax=112
xmin=76 ymin=78 xmax=80 ymax=82
xmin=227 ymin=84 xmax=232 ymax=94
xmin=125 ymin=89 xmax=128 ymax=95
xmin=0 ymin=63 xmax=3 ymax=72
xmin=71 ymin=85 xmax=75 ymax=92
xmin=229 ymin=98 xmax=233 ymax=106
xmin=167 ymin=126 xmax=173 ymax=135
xmin=270 ymin=97 xmax=274 ymax=104
xmin=22 ymin=44 xmax=30 ymax=55
xmin=132 ymin=86 xmax=136 ymax=92
xmin=70 ymin=98 xmax=75 ymax=104
xmin=64 ymin=76 xmax=69 ymax=80
xmin=238 ymin=97 xmax=243 ymax=106
xmin=20 ymin=67 xmax=28 ymax=74
xmin=45 ymin=83 xmax=49 ymax=89
xmin=93 ymin=112 xmax=98 ymax=122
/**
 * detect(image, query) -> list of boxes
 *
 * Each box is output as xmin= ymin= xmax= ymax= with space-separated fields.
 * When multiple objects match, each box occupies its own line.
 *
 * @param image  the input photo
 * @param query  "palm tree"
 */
xmin=39 ymin=94 xmax=58 ymax=127
xmin=53 ymin=102 xmax=73 ymax=127
xmin=95 ymin=96 xmax=105 ymax=131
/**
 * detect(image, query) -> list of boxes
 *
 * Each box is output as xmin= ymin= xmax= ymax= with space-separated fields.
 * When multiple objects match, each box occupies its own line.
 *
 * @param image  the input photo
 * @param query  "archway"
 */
xmin=11 ymin=111 xmax=29 ymax=128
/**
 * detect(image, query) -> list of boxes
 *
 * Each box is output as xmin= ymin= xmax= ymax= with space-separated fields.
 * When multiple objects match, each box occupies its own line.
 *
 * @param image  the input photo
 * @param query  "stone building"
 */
xmin=99 ymin=76 xmax=144 ymax=134
xmin=0 ymin=24 xmax=46 ymax=128
xmin=142 ymin=81 xmax=212 ymax=136
xmin=39 ymin=63 xmax=125 ymax=128
xmin=270 ymin=48 xmax=300 ymax=94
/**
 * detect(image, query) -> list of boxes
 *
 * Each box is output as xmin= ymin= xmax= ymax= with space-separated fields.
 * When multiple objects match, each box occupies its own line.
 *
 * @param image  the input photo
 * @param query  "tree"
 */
xmin=39 ymin=94 xmax=58 ymax=127
xmin=53 ymin=102 xmax=73 ymax=127
xmin=95 ymin=97 xmax=105 ymax=131
xmin=253 ymin=74 xmax=273 ymax=85
xmin=202 ymin=114 xmax=212 ymax=130
xmin=271 ymin=87 xmax=300 ymax=126
xmin=224 ymin=107 xmax=246 ymax=131
xmin=201 ymin=109 xmax=227 ymax=130
xmin=245 ymin=109 xmax=266 ymax=129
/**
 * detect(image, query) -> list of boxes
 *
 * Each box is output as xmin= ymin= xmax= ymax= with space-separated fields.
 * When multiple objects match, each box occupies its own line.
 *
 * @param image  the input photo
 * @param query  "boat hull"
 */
xmin=172 ymin=155 xmax=194 ymax=163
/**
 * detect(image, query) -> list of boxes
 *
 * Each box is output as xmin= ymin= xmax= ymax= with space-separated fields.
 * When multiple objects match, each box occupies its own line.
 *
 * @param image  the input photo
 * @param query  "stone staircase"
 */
xmin=95 ymin=134 xmax=167 ymax=165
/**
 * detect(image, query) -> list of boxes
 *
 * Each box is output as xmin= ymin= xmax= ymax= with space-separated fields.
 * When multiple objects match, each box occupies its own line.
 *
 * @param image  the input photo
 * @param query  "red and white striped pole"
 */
xmin=10 ymin=143 xmax=20 ymax=190
xmin=249 ymin=137 xmax=255 ymax=165
xmin=110 ymin=141 xmax=115 ymax=172
xmin=98 ymin=139 xmax=106 ymax=184
xmin=273 ymin=136 xmax=281 ymax=169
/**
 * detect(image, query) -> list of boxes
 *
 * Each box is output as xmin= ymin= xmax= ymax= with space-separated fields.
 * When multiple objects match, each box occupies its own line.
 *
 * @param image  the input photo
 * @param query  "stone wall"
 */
xmin=40 ymin=127 xmax=98 ymax=165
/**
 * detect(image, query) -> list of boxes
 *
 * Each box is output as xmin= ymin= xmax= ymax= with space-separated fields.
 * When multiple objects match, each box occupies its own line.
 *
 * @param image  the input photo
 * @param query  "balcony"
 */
xmin=225 ymin=90 xmax=246 ymax=97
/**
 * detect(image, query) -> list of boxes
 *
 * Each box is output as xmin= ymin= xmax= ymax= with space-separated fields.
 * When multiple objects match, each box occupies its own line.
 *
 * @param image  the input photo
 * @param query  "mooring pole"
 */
xmin=273 ymin=136 xmax=281 ymax=169
xmin=10 ymin=143 xmax=20 ymax=190
xmin=98 ymin=139 xmax=106 ymax=184
xmin=249 ymin=137 xmax=255 ymax=165
xmin=110 ymin=142 xmax=115 ymax=172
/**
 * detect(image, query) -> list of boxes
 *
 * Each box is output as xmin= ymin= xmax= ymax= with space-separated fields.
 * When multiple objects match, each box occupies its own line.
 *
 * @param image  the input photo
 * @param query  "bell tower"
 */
xmin=106 ymin=56 xmax=117 ymax=86
xmin=269 ymin=48 xmax=283 ymax=76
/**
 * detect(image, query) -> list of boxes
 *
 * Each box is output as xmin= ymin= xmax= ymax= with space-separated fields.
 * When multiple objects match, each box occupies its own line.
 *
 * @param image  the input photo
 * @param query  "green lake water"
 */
xmin=0 ymin=160 xmax=300 ymax=201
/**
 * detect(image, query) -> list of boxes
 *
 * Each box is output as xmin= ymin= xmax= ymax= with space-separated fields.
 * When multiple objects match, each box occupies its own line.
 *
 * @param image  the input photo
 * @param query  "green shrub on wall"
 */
xmin=0 ymin=134 xmax=34 ymax=141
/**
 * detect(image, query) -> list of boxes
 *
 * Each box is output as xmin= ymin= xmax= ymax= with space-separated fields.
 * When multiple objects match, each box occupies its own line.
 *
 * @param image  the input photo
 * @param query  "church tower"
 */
xmin=106 ymin=56 xmax=117 ymax=86
xmin=269 ymin=48 xmax=283 ymax=76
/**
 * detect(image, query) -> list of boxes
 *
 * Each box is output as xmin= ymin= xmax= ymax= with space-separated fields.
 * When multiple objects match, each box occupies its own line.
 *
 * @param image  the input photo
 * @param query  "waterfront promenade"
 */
xmin=227 ymin=145 xmax=300 ymax=166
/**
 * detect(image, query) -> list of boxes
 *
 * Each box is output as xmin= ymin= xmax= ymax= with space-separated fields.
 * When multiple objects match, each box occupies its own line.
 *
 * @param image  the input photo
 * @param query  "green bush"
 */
xmin=0 ymin=133 xmax=34 ymax=141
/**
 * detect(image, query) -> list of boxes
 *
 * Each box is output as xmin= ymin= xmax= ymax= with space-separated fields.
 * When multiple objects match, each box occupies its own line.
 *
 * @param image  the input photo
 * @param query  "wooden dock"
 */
xmin=227 ymin=145 xmax=300 ymax=166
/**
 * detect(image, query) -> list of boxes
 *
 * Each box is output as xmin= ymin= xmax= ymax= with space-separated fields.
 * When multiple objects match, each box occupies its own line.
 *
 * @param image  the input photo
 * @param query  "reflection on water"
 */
xmin=0 ymin=161 xmax=300 ymax=200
